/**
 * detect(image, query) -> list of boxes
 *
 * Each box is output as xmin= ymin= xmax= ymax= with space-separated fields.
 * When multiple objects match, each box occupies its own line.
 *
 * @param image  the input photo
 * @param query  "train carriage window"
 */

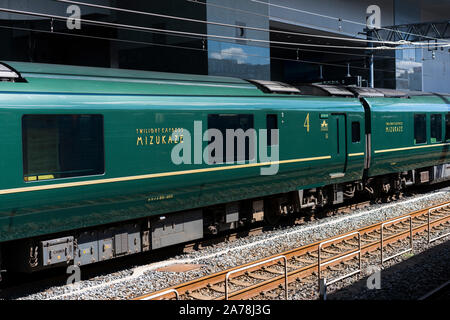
xmin=430 ymin=114 xmax=442 ymax=143
xmin=22 ymin=115 xmax=104 ymax=181
xmin=207 ymin=114 xmax=254 ymax=163
xmin=351 ymin=121 xmax=360 ymax=143
xmin=414 ymin=114 xmax=426 ymax=144
xmin=266 ymin=114 xmax=278 ymax=146
xmin=446 ymin=114 xmax=450 ymax=141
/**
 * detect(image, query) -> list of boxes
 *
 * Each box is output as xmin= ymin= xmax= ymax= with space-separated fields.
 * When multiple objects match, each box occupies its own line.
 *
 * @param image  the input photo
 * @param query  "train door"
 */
xmin=330 ymin=113 xmax=347 ymax=178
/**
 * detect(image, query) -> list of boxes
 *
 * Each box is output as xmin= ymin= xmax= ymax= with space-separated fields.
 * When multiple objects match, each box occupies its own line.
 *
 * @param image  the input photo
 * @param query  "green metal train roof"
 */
xmin=0 ymin=61 xmax=266 ymax=97
xmin=1 ymin=61 xmax=449 ymax=102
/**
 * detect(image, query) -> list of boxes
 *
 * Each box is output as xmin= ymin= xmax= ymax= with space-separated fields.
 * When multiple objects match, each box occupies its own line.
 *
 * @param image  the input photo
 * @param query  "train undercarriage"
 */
xmin=0 ymin=164 xmax=449 ymax=281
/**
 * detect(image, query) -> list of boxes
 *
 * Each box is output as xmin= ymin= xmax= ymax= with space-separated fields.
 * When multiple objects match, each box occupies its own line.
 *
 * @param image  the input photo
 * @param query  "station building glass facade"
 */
xmin=0 ymin=0 xmax=448 ymax=92
xmin=0 ymin=0 xmax=208 ymax=74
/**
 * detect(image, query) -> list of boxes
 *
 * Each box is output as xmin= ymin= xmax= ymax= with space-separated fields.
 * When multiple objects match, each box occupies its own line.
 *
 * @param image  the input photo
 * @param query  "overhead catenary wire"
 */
xmin=272 ymin=45 xmax=395 ymax=61
xmin=189 ymin=0 xmax=450 ymax=46
xmin=0 ymin=24 xmax=206 ymax=53
xmin=248 ymin=0 xmax=450 ymax=44
xmin=0 ymin=24 xmax=397 ymax=74
xmin=52 ymin=0 xmax=399 ymax=60
xmin=0 ymin=7 xmax=397 ymax=60
xmin=54 ymin=0 xmax=435 ymax=47
xmin=1 ymin=7 xmax=448 ymax=51
xmin=0 ymin=18 xmax=398 ymax=62
xmin=0 ymin=4 xmax=435 ymax=75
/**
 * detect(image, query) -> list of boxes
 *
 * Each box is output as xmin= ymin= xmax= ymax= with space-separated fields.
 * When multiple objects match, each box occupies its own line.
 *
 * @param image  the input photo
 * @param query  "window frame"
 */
xmin=446 ymin=114 xmax=450 ymax=142
xmin=413 ymin=113 xmax=427 ymax=145
xmin=351 ymin=121 xmax=361 ymax=143
xmin=266 ymin=114 xmax=278 ymax=146
xmin=207 ymin=113 xmax=255 ymax=164
xmin=22 ymin=114 xmax=105 ymax=182
xmin=430 ymin=113 xmax=442 ymax=144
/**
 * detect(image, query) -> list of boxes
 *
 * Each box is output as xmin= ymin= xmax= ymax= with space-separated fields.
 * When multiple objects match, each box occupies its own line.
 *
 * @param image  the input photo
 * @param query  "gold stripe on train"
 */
xmin=0 ymin=155 xmax=332 ymax=195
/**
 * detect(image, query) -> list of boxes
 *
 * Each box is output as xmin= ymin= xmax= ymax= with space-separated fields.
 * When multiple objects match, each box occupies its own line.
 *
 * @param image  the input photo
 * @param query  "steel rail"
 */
xmin=381 ymin=216 xmax=413 ymax=265
xmin=140 ymin=289 xmax=180 ymax=301
xmin=135 ymin=204 xmax=450 ymax=300
xmin=428 ymin=204 xmax=450 ymax=243
xmin=222 ymin=211 xmax=450 ymax=300
xmin=318 ymin=232 xmax=361 ymax=287
xmin=134 ymin=201 xmax=450 ymax=300
xmin=225 ymin=255 xmax=288 ymax=300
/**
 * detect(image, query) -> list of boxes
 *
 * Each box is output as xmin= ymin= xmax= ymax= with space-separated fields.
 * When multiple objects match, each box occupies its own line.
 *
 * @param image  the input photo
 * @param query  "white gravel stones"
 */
xmin=13 ymin=186 xmax=450 ymax=300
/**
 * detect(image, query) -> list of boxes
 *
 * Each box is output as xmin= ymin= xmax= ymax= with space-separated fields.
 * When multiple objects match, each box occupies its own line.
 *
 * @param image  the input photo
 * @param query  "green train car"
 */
xmin=0 ymin=62 xmax=448 ymax=277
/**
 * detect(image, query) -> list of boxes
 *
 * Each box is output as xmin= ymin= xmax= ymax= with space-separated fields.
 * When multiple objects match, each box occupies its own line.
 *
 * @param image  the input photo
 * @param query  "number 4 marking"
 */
xmin=304 ymin=113 xmax=310 ymax=132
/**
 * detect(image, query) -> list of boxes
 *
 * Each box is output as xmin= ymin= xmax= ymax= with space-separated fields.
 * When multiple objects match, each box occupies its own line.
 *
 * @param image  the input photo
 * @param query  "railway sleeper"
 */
xmin=286 ymin=262 xmax=300 ymax=269
xmin=433 ymin=210 xmax=448 ymax=215
xmin=229 ymin=278 xmax=254 ymax=287
xmin=263 ymin=267 xmax=286 ymax=275
xmin=247 ymin=272 xmax=274 ymax=281
xmin=321 ymin=248 xmax=342 ymax=255
xmin=342 ymin=239 xmax=359 ymax=246
xmin=293 ymin=256 xmax=315 ymax=265
xmin=332 ymin=243 xmax=356 ymax=251
xmin=363 ymin=233 xmax=380 ymax=240
xmin=209 ymin=284 xmax=226 ymax=293
xmin=188 ymin=291 xmax=214 ymax=300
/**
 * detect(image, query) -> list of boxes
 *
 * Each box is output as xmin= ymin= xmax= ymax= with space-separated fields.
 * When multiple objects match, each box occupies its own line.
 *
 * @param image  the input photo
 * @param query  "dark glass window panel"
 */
xmin=22 ymin=115 xmax=104 ymax=181
xmin=207 ymin=114 xmax=254 ymax=163
xmin=446 ymin=114 xmax=450 ymax=141
xmin=351 ymin=121 xmax=360 ymax=143
xmin=0 ymin=1 xmax=208 ymax=74
xmin=430 ymin=114 xmax=442 ymax=143
xmin=414 ymin=114 xmax=426 ymax=144
xmin=266 ymin=114 xmax=278 ymax=146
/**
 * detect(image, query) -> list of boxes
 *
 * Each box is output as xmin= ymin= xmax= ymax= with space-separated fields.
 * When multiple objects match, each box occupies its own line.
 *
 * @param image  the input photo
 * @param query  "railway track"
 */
xmin=0 ymin=196 xmax=372 ymax=298
xmin=134 ymin=201 xmax=450 ymax=300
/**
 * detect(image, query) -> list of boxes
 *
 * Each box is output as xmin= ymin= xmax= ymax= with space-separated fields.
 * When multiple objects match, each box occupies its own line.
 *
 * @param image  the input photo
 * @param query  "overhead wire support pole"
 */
xmin=366 ymin=28 xmax=375 ymax=88
xmin=370 ymin=54 xmax=374 ymax=88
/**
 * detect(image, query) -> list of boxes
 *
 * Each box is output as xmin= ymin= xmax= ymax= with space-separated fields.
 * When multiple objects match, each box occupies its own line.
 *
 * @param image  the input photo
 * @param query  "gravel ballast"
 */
xmin=7 ymin=185 xmax=450 ymax=300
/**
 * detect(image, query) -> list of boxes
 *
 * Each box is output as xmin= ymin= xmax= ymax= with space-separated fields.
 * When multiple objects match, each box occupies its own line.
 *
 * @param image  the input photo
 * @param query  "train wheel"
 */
xmin=264 ymin=198 xmax=281 ymax=225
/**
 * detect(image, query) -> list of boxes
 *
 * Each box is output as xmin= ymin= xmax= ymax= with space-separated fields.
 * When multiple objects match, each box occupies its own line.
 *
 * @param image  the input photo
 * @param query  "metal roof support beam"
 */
xmin=373 ymin=21 xmax=450 ymax=43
